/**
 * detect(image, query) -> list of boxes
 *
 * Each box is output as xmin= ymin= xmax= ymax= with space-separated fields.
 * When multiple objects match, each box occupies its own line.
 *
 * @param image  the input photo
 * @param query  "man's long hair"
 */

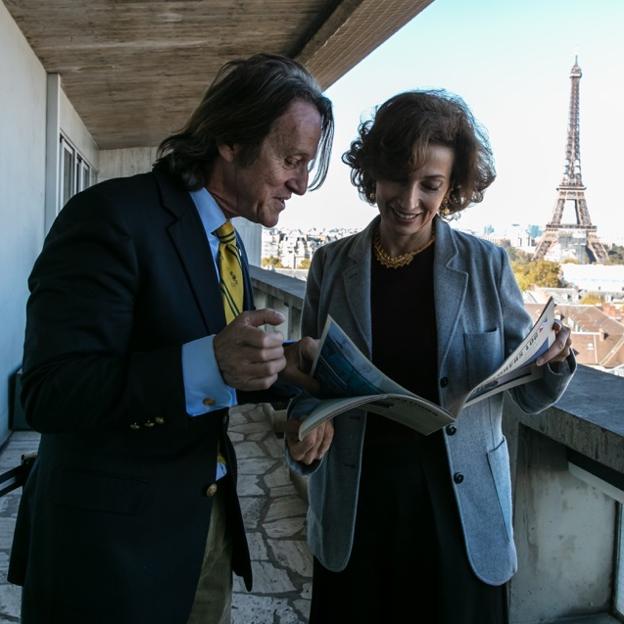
xmin=156 ymin=54 xmax=333 ymax=191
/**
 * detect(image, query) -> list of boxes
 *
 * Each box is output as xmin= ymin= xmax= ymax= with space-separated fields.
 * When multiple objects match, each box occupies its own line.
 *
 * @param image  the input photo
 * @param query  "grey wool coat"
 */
xmin=287 ymin=215 xmax=575 ymax=586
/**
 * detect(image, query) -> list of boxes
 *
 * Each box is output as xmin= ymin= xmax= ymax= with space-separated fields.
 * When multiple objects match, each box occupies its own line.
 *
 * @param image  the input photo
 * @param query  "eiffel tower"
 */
xmin=534 ymin=57 xmax=608 ymax=263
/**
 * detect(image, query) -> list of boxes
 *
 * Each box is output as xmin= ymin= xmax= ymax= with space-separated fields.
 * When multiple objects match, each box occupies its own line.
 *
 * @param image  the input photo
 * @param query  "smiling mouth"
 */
xmin=391 ymin=206 xmax=423 ymax=221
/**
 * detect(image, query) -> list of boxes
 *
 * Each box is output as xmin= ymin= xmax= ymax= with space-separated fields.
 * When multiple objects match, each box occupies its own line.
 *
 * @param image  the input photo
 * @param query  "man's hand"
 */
xmin=286 ymin=419 xmax=334 ymax=465
xmin=214 ymin=309 xmax=286 ymax=391
xmin=280 ymin=337 xmax=321 ymax=394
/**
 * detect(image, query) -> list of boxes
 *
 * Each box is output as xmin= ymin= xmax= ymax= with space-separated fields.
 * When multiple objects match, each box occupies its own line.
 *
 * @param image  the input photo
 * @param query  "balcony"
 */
xmin=2 ymin=0 xmax=624 ymax=621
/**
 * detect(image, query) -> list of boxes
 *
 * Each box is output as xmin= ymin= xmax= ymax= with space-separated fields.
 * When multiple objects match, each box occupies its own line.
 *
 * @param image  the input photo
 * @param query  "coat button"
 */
xmin=202 ymin=397 xmax=216 ymax=406
xmin=445 ymin=424 xmax=457 ymax=436
xmin=440 ymin=377 xmax=449 ymax=388
xmin=205 ymin=483 xmax=218 ymax=497
xmin=453 ymin=472 xmax=464 ymax=484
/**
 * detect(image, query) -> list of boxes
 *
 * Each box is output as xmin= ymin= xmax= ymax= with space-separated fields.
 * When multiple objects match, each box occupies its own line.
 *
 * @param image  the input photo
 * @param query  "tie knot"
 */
xmin=214 ymin=220 xmax=236 ymax=243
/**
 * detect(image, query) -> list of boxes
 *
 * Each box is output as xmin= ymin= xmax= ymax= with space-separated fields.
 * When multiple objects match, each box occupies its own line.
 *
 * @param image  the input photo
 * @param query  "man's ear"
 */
xmin=217 ymin=143 xmax=238 ymax=163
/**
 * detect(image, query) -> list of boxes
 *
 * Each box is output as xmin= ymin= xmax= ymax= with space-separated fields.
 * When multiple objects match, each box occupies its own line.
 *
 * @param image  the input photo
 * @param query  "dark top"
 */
xmin=366 ymin=241 xmax=439 ymax=446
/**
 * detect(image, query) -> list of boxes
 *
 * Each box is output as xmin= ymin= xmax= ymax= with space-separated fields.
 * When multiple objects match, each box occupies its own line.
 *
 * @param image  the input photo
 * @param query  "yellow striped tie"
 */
xmin=214 ymin=220 xmax=243 ymax=325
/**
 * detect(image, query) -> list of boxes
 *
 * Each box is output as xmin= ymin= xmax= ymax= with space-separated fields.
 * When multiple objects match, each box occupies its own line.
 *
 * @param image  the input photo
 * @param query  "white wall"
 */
xmin=0 ymin=2 xmax=47 ymax=443
xmin=98 ymin=146 xmax=158 ymax=182
xmin=59 ymin=87 xmax=99 ymax=168
xmin=233 ymin=218 xmax=262 ymax=266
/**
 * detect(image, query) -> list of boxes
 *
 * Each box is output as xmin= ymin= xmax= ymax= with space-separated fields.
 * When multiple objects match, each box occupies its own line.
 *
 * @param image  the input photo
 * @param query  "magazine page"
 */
xmin=464 ymin=298 xmax=556 ymax=407
xmin=297 ymin=317 xmax=454 ymax=440
xmin=363 ymin=395 xmax=454 ymax=435
xmin=311 ymin=316 xmax=413 ymax=397
xmin=297 ymin=393 xmax=454 ymax=441
xmin=300 ymin=301 xmax=556 ymax=439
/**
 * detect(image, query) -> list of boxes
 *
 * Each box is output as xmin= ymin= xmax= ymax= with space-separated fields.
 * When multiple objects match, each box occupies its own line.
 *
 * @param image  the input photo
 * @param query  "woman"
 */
xmin=286 ymin=91 xmax=575 ymax=623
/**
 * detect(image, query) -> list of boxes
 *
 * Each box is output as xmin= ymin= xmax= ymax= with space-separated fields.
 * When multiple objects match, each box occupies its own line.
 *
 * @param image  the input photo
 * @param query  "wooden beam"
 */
xmin=295 ymin=0 xmax=434 ymax=90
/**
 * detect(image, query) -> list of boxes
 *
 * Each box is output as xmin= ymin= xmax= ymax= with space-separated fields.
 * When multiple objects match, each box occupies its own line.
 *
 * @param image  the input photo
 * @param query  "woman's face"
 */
xmin=375 ymin=143 xmax=454 ymax=248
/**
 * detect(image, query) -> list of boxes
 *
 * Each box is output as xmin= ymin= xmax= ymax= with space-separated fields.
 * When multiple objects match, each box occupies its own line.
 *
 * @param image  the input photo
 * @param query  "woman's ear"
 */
xmin=217 ymin=143 xmax=238 ymax=163
xmin=370 ymin=182 xmax=377 ymax=205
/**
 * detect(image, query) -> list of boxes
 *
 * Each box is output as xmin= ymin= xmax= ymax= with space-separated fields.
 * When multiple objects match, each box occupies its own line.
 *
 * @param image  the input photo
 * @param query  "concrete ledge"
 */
xmin=249 ymin=266 xmax=305 ymax=310
xmin=556 ymin=616 xmax=619 ymax=624
xmin=512 ymin=365 xmax=624 ymax=474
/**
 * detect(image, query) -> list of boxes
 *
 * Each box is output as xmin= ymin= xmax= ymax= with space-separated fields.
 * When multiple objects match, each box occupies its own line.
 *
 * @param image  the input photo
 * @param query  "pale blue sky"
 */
xmin=281 ymin=0 xmax=624 ymax=242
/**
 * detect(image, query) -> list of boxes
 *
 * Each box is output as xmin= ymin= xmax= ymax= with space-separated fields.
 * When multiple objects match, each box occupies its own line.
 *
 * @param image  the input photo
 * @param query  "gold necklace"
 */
xmin=373 ymin=232 xmax=435 ymax=269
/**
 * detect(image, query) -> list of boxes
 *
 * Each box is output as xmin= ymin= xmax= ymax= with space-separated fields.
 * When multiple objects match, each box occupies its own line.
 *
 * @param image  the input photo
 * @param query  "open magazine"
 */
xmin=295 ymin=298 xmax=556 ymax=440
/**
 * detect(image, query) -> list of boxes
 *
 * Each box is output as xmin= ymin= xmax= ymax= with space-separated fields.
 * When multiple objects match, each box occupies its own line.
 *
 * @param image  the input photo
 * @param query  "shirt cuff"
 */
xmin=182 ymin=335 xmax=237 ymax=416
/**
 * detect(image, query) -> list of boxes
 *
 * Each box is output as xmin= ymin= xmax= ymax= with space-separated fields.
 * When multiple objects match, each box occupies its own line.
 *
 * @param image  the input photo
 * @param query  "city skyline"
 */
xmin=279 ymin=0 xmax=624 ymax=244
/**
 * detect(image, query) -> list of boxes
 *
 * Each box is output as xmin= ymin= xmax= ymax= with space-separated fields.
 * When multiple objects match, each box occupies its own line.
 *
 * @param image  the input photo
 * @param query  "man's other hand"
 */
xmin=280 ymin=337 xmax=321 ymax=394
xmin=214 ymin=309 xmax=286 ymax=391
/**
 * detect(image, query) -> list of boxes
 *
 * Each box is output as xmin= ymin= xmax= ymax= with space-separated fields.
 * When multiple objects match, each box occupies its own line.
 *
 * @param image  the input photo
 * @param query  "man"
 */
xmin=9 ymin=54 xmax=334 ymax=624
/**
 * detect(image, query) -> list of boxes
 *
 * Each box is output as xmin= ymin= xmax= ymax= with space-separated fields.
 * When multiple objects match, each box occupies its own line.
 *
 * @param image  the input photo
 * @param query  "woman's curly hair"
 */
xmin=342 ymin=90 xmax=495 ymax=215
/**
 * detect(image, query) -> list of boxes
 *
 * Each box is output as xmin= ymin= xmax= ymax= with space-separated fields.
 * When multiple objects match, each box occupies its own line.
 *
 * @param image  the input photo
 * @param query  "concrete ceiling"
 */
xmin=4 ymin=0 xmax=432 ymax=150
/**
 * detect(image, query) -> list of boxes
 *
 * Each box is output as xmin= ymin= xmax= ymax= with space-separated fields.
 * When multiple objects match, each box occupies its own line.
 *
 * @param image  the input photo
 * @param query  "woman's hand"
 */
xmin=286 ymin=420 xmax=334 ymax=465
xmin=536 ymin=320 xmax=573 ymax=367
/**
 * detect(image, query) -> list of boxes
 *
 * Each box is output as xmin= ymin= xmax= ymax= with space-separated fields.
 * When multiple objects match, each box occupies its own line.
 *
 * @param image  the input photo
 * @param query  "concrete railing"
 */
xmin=249 ymin=266 xmax=305 ymax=340
xmin=250 ymin=265 xmax=624 ymax=624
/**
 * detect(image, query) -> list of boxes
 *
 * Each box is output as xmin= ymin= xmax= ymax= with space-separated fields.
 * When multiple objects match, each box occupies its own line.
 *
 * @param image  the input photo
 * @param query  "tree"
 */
xmin=580 ymin=293 xmax=602 ymax=305
xmin=511 ymin=259 xmax=563 ymax=291
xmin=261 ymin=256 xmax=284 ymax=269
xmin=504 ymin=245 xmax=531 ymax=263
xmin=607 ymin=244 xmax=624 ymax=265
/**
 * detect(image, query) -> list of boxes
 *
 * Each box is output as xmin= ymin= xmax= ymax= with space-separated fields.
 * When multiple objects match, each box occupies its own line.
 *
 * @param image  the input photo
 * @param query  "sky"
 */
xmin=279 ymin=0 xmax=624 ymax=243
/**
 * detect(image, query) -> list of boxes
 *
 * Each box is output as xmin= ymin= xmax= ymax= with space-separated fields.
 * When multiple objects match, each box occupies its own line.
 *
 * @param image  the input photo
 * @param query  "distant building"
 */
xmin=561 ymin=264 xmax=624 ymax=298
xmin=524 ymin=286 xmax=580 ymax=305
xmin=260 ymin=226 xmax=358 ymax=269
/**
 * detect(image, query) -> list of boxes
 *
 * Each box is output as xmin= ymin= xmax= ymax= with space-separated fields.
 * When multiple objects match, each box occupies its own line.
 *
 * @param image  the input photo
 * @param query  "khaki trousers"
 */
xmin=187 ymin=485 xmax=233 ymax=624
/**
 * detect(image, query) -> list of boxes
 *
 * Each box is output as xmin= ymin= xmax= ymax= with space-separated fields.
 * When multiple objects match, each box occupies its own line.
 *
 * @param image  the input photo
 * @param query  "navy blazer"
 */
xmin=288 ymin=216 xmax=575 ymax=585
xmin=10 ymin=168 xmax=252 ymax=623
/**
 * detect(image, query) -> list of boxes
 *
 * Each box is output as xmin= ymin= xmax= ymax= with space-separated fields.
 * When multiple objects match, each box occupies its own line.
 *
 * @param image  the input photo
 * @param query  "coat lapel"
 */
xmin=434 ymin=218 xmax=469 ymax=371
xmin=342 ymin=219 xmax=377 ymax=356
xmin=154 ymin=168 xmax=226 ymax=335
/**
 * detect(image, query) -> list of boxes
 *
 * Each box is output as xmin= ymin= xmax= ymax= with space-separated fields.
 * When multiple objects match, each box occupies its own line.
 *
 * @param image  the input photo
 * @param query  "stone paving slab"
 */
xmin=0 ymin=406 xmax=311 ymax=623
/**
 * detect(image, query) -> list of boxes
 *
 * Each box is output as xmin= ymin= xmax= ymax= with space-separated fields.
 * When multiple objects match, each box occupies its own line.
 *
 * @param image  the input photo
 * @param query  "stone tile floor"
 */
xmin=0 ymin=404 xmax=312 ymax=623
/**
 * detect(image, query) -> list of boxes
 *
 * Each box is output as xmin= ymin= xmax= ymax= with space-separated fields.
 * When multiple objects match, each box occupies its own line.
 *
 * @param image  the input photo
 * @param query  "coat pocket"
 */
xmin=463 ymin=328 xmax=501 ymax=389
xmin=486 ymin=437 xmax=514 ymax=542
xmin=54 ymin=468 xmax=149 ymax=516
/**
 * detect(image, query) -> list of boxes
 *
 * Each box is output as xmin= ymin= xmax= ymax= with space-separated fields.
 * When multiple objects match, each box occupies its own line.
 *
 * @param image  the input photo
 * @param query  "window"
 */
xmin=59 ymin=138 xmax=75 ymax=208
xmin=58 ymin=134 xmax=94 ymax=210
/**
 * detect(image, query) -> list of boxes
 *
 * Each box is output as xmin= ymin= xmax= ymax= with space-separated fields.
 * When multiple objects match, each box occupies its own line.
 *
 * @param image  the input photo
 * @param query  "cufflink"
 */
xmin=202 ymin=397 xmax=216 ymax=406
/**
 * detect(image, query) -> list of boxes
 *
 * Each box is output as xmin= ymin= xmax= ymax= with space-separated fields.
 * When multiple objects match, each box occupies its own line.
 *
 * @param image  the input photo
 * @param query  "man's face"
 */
xmin=216 ymin=100 xmax=323 ymax=228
